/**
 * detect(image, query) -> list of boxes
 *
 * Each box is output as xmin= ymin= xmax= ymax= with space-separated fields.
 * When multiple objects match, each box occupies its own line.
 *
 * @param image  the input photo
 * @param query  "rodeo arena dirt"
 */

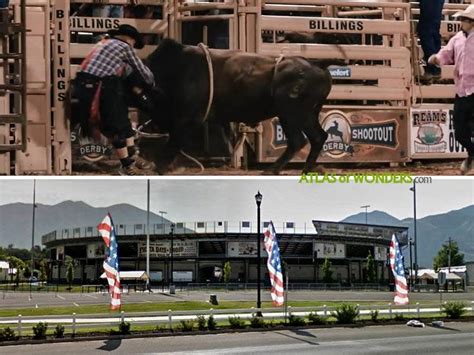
xmin=1 ymin=0 xmax=473 ymax=176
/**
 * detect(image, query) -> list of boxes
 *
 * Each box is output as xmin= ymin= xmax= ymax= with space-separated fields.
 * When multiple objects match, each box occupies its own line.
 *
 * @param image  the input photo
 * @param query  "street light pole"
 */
xmin=30 ymin=179 xmax=37 ymax=299
xmin=146 ymin=180 xmax=150 ymax=287
xmin=409 ymin=239 xmax=414 ymax=290
xmin=360 ymin=205 xmax=370 ymax=224
xmin=409 ymin=182 xmax=418 ymax=289
xmin=255 ymin=191 xmax=263 ymax=316
xmin=170 ymin=223 xmax=175 ymax=290
xmin=448 ymin=237 xmax=452 ymax=273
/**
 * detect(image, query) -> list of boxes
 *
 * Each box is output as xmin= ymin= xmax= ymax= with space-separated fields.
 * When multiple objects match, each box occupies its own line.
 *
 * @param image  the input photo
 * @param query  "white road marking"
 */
xmin=56 ymin=295 xmax=66 ymax=300
xmin=73 ymin=302 xmax=80 ymax=307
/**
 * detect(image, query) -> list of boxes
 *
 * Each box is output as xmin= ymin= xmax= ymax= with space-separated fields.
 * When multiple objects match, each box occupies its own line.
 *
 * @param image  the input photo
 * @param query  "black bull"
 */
xmin=134 ymin=39 xmax=338 ymax=174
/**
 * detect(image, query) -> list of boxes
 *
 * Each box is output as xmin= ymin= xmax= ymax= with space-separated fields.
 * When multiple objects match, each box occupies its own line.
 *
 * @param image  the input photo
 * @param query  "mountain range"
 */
xmin=0 ymin=201 xmax=472 ymax=267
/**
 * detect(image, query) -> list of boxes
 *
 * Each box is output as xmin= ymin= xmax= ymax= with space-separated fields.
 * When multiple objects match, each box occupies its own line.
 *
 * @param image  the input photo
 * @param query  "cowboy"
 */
xmin=73 ymin=24 xmax=155 ymax=175
xmin=417 ymin=0 xmax=445 ymax=84
xmin=429 ymin=5 xmax=474 ymax=174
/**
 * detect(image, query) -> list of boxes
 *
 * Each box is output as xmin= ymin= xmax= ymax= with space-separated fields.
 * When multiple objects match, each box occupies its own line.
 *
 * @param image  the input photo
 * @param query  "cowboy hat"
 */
xmin=453 ymin=5 xmax=474 ymax=21
xmin=107 ymin=24 xmax=144 ymax=49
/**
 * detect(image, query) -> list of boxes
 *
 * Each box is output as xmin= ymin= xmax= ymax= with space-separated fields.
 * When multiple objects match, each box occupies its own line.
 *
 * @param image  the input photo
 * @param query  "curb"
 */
xmin=1 ymin=317 xmax=473 ymax=347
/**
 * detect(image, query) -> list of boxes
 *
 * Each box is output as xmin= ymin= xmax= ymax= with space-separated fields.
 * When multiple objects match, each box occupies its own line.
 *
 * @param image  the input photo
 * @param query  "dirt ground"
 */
xmin=72 ymin=159 xmax=472 ymax=176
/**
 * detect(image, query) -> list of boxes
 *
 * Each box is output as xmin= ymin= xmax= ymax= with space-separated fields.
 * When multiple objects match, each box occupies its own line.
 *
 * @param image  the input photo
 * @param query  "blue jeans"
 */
xmin=418 ymin=0 xmax=445 ymax=75
xmin=92 ymin=5 xmax=123 ymax=18
xmin=0 ymin=0 xmax=9 ymax=8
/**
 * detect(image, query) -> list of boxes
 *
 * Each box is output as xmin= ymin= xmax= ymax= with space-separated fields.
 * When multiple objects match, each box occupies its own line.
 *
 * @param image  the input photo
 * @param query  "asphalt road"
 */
xmin=1 ymin=289 xmax=473 ymax=309
xmin=2 ymin=322 xmax=474 ymax=354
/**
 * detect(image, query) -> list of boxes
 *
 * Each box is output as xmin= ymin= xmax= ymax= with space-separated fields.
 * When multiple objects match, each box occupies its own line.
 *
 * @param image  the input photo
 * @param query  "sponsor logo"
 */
xmin=272 ymin=111 xmax=399 ymax=159
xmin=70 ymin=17 xmax=120 ymax=31
xmin=329 ymin=67 xmax=351 ymax=78
xmin=411 ymin=109 xmax=466 ymax=154
xmin=321 ymin=111 xmax=397 ymax=158
xmin=309 ymin=19 xmax=364 ymax=32
xmin=71 ymin=127 xmax=109 ymax=162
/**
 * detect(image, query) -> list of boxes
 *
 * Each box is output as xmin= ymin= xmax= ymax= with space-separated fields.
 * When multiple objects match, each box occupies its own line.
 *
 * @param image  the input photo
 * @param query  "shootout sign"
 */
xmin=265 ymin=109 xmax=408 ymax=164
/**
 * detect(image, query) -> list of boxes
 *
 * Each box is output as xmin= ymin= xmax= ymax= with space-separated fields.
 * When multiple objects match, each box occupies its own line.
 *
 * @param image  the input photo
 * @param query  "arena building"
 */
xmin=41 ymin=220 xmax=409 ymax=286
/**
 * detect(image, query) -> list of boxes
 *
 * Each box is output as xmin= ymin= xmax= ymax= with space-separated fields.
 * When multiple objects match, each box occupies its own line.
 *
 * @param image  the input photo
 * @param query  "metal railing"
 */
xmin=42 ymin=221 xmax=317 ymax=244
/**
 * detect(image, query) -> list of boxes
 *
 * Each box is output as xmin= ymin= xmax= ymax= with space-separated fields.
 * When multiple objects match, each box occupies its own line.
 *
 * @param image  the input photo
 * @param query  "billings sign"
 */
xmin=411 ymin=106 xmax=468 ymax=158
xmin=265 ymin=109 xmax=408 ymax=163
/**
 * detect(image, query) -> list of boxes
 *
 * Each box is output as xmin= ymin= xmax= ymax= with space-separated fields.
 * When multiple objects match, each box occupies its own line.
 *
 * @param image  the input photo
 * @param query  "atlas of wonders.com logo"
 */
xmin=273 ymin=110 xmax=399 ymax=158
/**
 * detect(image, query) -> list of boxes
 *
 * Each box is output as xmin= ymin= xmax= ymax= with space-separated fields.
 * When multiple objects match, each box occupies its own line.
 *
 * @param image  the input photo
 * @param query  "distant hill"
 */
xmin=342 ymin=205 xmax=474 ymax=267
xmin=0 ymin=201 xmax=174 ymax=248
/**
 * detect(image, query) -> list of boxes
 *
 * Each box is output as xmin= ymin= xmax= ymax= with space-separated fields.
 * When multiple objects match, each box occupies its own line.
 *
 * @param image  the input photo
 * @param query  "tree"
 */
xmin=39 ymin=259 xmax=47 ymax=284
xmin=366 ymin=252 xmax=376 ymax=283
xmin=433 ymin=241 xmax=464 ymax=271
xmin=223 ymin=261 xmax=231 ymax=284
xmin=7 ymin=256 xmax=25 ymax=286
xmin=65 ymin=256 xmax=75 ymax=288
xmin=23 ymin=264 xmax=31 ymax=279
xmin=322 ymin=258 xmax=333 ymax=283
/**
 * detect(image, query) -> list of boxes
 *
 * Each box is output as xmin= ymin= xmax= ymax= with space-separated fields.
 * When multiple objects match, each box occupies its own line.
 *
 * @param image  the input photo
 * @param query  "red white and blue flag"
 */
xmin=389 ymin=234 xmax=409 ymax=305
xmin=98 ymin=213 xmax=121 ymax=310
xmin=264 ymin=221 xmax=284 ymax=306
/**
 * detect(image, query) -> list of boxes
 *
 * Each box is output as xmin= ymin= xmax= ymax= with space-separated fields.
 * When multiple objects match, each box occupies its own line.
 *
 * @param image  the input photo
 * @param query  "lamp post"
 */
xmin=255 ymin=191 xmax=263 ymax=316
xmin=409 ymin=182 xmax=418 ymax=290
xmin=409 ymin=238 xmax=414 ymax=290
xmin=360 ymin=205 xmax=370 ymax=224
xmin=146 ymin=180 xmax=150 ymax=287
xmin=30 ymin=180 xmax=37 ymax=299
xmin=169 ymin=223 xmax=175 ymax=293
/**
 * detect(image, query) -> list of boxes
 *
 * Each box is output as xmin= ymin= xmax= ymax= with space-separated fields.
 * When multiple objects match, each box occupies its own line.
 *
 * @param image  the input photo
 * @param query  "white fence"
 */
xmin=1 ymin=302 xmax=473 ymax=336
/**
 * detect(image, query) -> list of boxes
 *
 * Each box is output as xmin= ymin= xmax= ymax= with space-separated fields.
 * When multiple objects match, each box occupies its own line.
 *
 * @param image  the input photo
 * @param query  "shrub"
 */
xmin=33 ymin=322 xmax=48 ymax=340
xmin=53 ymin=324 xmax=65 ymax=338
xmin=228 ymin=316 xmax=246 ymax=329
xmin=250 ymin=316 xmax=265 ymax=328
xmin=0 ymin=327 xmax=16 ymax=341
xmin=179 ymin=319 xmax=195 ymax=332
xmin=288 ymin=315 xmax=306 ymax=326
xmin=394 ymin=313 xmax=405 ymax=321
xmin=443 ymin=301 xmax=467 ymax=319
xmin=207 ymin=315 xmax=217 ymax=330
xmin=370 ymin=310 xmax=379 ymax=322
xmin=308 ymin=312 xmax=326 ymax=325
xmin=332 ymin=304 xmax=359 ymax=324
xmin=155 ymin=324 xmax=169 ymax=333
xmin=196 ymin=315 xmax=207 ymax=331
xmin=119 ymin=321 xmax=131 ymax=334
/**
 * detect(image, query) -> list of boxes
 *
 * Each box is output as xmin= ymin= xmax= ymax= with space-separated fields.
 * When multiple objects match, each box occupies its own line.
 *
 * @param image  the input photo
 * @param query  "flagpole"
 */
xmin=146 ymin=180 xmax=150 ymax=288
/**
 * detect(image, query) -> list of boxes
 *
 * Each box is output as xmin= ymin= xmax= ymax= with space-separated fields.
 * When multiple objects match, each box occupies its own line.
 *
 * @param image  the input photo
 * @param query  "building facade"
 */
xmin=41 ymin=220 xmax=408 ymax=285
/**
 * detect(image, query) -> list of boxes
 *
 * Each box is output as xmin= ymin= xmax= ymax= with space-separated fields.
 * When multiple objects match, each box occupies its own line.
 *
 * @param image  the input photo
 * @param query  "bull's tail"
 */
xmin=309 ymin=59 xmax=349 ymax=69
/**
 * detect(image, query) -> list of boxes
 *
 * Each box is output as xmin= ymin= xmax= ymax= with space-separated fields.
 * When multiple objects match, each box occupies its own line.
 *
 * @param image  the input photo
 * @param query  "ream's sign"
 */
xmin=411 ymin=107 xmax=467 ymax=157
xmin=309 ymin=19 xmax=364 ymax=32
xmin=329 ymin=67 xmax=351 ymax=78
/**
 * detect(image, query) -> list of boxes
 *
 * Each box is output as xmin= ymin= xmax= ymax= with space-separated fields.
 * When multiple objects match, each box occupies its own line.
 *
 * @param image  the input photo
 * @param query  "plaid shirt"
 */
xmin=80 ymin=38 xmax=155 ymax=86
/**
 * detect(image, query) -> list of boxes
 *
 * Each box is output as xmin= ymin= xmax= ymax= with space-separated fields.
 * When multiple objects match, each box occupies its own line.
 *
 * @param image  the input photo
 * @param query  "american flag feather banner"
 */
xmin=264 ymin=221 xmax=284 ymax=306
xmin=389 ymin=234 xmax=409 ymax=305
xmin=98 ymin=213 xmax=121 ymax=310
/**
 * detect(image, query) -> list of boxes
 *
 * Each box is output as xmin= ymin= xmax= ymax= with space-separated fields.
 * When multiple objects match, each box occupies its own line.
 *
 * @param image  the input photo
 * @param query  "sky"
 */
xmin=0 ymin=177 xmax=472 ymax=225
